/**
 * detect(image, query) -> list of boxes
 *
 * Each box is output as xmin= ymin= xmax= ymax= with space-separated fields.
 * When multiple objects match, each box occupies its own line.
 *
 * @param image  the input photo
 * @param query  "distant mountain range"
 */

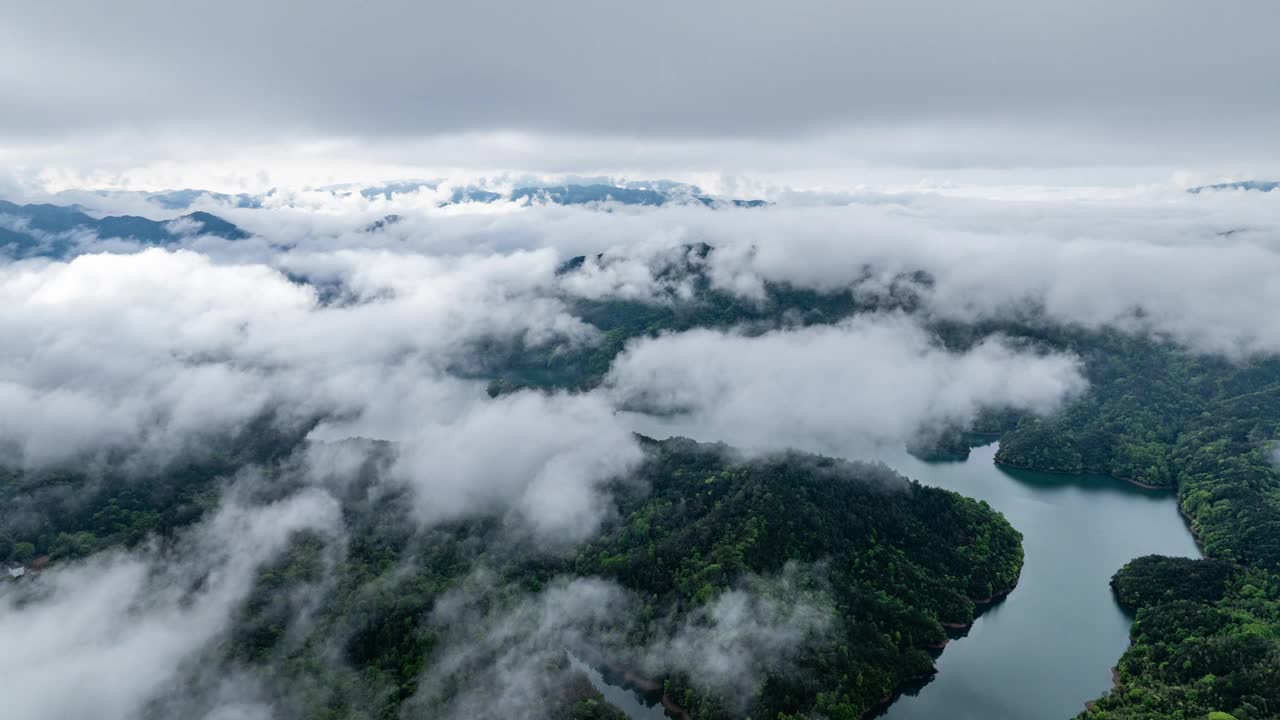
xmin=1 ymin=181 xmax=766 ymax=258
xmin=346 ymin=179 xmax=768 ymax=208
xmin=1187 ymin=180 xmax=1280 ymax=194
xmin=0 ymin=200 xmax=248 ymax=259
xmin=510 ymin=183 xmax=766 ymax=208
xmin=73 ymin=180 xmax=769 ymax=211
xmin=141 ymin=188 xmax=264 ymax=209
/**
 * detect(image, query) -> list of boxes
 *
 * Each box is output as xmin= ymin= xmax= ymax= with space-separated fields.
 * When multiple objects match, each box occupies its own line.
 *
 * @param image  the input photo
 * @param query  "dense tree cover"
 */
xmin=554 ymin=674 xmax=630 ymax=720
xmin=135 ymin=437 xmax=1022 ymax=720
xmin=574 ymin=437 xmax=1022 ymax=719
xmin=1079 ymin=557 xmax=1280 ymax=720
xmin=1111 ymin=556 xmax=1235 ymax=611
xmin=914 ymin=323 xmax=1280 ymax=719
xmin=0 ymin=415 xmax=313 ymax=566
xmin=990 ymin=329 xmax=1248 ymax=488
xmin=905 ymin=326 xmax=1280 ymax=720
xmin=905 ymin=428 xmax=998 ymax=462
xmin=920 ymin=322 xmax=1280 ymax=720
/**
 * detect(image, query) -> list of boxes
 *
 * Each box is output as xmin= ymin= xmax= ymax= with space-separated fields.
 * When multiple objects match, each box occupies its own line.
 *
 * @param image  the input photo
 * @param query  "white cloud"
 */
xmin=0 ymin=248 xmax=592 ymax=464
xmin=386 ymin=390 xmax=643 ymax=542
xmin=695 ymin=198 xmax=1280 ymax=356
xmin=412 ymin=564 xmax=832 ymax=719
xmin=641 ymin=562 xmax=833 ymax=702
xmin=411 ymin=573 xmax=631 ymax=720
xmin=1 ymin=181 xmax=1276 ymax=541
xmin=607 ymin=316 xmax=1086 ymax=455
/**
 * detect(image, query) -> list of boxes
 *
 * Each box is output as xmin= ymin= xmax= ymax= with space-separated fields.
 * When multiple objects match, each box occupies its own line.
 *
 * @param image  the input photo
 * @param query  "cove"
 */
xmin=567 ymin=651 xmax=669 ymax=720
xmin=579 ymin=441 xmax=1200 ymax=719
xmin=874 ymin=441 xmax=1200 ymax=720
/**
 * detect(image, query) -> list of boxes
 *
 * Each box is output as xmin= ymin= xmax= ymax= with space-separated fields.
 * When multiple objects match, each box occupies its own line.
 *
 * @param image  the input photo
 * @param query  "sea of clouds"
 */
xmin=1 ymin=178 xmax=1276 ymax=718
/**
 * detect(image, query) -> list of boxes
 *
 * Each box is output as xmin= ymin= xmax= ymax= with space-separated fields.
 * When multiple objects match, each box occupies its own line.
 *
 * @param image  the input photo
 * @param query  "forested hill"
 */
xmin=1083 ymin=555 xmax=1280 ymax=720
xmin=0 ymin=435 xmax=1023 ymax=720
xmin=291 ymin=437 xmax=1021 ymax=720
xmin=575 ymin=437 xmax=1023 ymax=719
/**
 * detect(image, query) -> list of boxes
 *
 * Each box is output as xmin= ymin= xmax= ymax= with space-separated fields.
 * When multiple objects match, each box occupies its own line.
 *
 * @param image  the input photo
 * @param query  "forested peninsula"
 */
xmin=2 ymin=435 xmax=1021 ymax=719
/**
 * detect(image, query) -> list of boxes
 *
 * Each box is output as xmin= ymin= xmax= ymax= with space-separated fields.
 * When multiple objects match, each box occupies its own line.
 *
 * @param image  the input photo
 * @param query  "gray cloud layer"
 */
xmin=2 ymin=1 xmax=1279 ymax=176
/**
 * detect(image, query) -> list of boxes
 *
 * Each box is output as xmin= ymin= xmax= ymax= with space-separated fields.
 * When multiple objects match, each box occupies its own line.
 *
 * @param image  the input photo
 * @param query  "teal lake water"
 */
xmin=875 ymin=442 xmax=1200 ymax=720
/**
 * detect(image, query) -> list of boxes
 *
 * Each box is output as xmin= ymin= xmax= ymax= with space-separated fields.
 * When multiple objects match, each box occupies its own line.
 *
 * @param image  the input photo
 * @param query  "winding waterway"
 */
xmin=876 ymin=441 xmax=1200 ymax=719
xmin=583 ymin=441 xmax=1200 ymax=720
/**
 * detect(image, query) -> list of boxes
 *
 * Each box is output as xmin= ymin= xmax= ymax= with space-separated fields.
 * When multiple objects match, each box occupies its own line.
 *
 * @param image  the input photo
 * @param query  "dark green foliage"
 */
xmin=1111 ymin=556 xmax=1236 ymax=612
xmin=1080 ymin=567 xmax=1280 ymax=720
xmin=556 ymin=674 xmax=629 ymax=720
xmin=571 ymin=439 xmax=1022 ymax=720
xmin=477 ymin=258 xmax=926 ymax=395
xmin=229 ymin=530 xmax=331 ymax=662
xmin=207 ymin=438 xmax=1021 ymax=720
xmin=963 ymin=332 xmax=1280 ymax=720
xmin=0 ymin=415 xmax=314 ymax=562
xmin=511 ymin=266 xmax=1280 ymax=720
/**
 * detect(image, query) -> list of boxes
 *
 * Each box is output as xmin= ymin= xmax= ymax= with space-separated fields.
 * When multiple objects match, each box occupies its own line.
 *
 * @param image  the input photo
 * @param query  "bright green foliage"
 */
xmin=1078 ymin=562 xmax=1280 ymax=720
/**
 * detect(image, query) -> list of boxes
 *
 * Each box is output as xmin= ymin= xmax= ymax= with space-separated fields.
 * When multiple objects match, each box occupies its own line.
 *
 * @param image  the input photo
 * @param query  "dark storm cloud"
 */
xmin=2 ymin=0 xmax=1277 ymax=153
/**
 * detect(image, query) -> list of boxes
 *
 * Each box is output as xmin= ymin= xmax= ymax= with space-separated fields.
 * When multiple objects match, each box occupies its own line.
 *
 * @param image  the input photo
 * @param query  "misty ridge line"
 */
xmin=6 ymin=179 xmax=1279 ymax=350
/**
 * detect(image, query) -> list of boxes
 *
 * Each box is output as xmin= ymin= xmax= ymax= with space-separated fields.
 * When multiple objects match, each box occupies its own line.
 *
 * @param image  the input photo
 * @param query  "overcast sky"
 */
xmin=2 ymin=1 xmax=1279 ymax=189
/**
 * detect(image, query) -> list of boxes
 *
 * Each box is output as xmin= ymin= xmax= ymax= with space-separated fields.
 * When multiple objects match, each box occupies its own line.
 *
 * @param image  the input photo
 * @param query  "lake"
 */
xmin=875 ymin=441 xmax=1200 ymax=720
xmin=581 ymin=441 xmax=1201 ymax=720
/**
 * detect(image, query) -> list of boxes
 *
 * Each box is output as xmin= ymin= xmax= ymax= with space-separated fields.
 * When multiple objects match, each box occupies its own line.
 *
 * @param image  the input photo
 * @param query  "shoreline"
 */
xmin=1178 ymin=505 xmax=1207 ymax=557
xmin=866 ymin=668 xmax=939 ymax=718
xmin=992 ymin=456 xmax=1207 ymax=557
xmin=992 ymin=458 xmax=1174 ymax=492
xmin=865 ymin=577 xmax=1021 ymax=718
xmin=571 ymin=647 xmax=691 ymax=720
xmin=991 ymin=454 xmax=1211 ymax=717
